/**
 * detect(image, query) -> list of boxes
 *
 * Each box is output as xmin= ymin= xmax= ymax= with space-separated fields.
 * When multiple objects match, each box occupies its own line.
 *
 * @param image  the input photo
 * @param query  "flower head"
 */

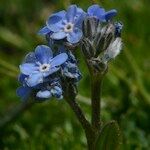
xmin=20 ymin=45 xmax=68 ymax=87
xmin=87 ymin=4 xmax=117 ymax=22
xmin=47 ymin=5 xmax=85 ymax=43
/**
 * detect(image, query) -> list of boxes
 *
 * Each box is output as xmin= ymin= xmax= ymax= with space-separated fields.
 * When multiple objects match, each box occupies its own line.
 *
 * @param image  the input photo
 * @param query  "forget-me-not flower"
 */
xmin=47 ymin=5 xmax=85 ymax=43
xmin=20 ymin=45 xmax=68 ymax=87
xmin=87 ymin=4 xmax=117 ymax=22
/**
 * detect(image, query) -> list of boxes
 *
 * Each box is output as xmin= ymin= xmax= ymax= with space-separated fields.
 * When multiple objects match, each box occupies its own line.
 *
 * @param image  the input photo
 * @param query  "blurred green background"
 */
xmin=0 ymin=0 xmax=149 ymax=149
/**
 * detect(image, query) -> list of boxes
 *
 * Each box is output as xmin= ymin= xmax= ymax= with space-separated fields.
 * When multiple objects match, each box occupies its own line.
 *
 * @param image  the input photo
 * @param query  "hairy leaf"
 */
xmin=96 ymin=120 xmax=122 ymax=150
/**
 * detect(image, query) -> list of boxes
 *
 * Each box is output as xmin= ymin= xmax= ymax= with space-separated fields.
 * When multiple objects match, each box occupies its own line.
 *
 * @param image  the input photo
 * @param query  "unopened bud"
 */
xmin=102 ymin=37 xmax=122 ymax=62
xmin=82 ymin=17 xmax=99 ymax=40
xmin=95 ymin=23 xmax=115 ymax=57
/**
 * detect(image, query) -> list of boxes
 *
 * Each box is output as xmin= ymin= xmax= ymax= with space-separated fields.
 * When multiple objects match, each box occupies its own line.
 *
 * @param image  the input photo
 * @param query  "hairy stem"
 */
xmin=65 ymin=97 xmax=96 ymax=149
xmin=91 ymin=75 xmax=103 ymax=131
xmin=64 ymin=82 xmax=96 ymax=149
xmin=65 ymin=98 xmax=91 ymax=130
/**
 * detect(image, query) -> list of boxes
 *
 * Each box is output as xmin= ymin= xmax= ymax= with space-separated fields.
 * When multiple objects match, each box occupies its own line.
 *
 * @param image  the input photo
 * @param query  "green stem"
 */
xmin=64 ymin=82 xmax=96 ymax=149
xmin=65 ymin=97 xmax=96 ymax=149
xmin=65 ymin=97 xmax=93 ymax=133
xmin=91 ymin=75 xmax=103 ymax=131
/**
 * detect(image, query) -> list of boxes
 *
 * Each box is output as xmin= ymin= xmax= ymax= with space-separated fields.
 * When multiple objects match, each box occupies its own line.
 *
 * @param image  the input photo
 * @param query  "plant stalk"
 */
xmin=91 ymin=75 xmax=103 ymax=131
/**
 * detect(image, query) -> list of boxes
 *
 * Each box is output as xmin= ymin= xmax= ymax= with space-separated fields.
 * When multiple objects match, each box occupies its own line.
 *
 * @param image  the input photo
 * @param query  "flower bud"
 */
xmin=82 ymin=17 xmax=99 ymax=40
xmin=95 ymin=23 xmax=115 ymax=57
xmin=102 ymin=37 xmax=122 ymax=62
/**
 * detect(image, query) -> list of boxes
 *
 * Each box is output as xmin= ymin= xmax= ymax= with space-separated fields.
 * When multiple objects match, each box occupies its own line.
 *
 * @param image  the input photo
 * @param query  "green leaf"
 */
xmin=96 ymin=120 xmax=122 ymax=150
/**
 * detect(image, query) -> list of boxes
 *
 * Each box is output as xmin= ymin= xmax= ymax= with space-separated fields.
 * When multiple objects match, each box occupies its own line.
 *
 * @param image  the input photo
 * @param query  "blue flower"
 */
xmin=17 ymin=73 xmax=63 ymax=100
xmin=36 ymin=78 xmax=63 ymax=99
xmin=87 ymin=4 xmax=117 ymax=22
xmin=20 ymin=45 xmax=68 ymax=87
xmin=47 ymin=5 xmax=85 ymax=43
xmin=61 ymin=51 xmax=82 ymax=82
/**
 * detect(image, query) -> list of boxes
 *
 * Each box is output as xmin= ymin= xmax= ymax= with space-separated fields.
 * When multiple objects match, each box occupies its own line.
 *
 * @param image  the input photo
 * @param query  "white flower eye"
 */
xmin=39 ymin=64 xmax=51 ymax=72
xmin=64 ymin=23 xmax=74 ymax=33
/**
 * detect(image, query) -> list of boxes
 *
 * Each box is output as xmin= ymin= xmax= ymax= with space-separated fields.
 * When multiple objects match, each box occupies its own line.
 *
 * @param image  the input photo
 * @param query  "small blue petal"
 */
xmin=20 ymin=63 xmax=38 ymax=75
xmin=36 ymin=90 xmax=52 ymax=99
xmin=53 ymin=10 xmax=66 ymax=18
xmin=74 ymin=12 xmax=85 ymax=29
xmin=51 ymin=86 xmax=63 ymax=99
xmin=35 ymin=45 xmax=53 ymax=63
xmin=67 ymin=28 xmax=83 ymax=43
xmin=38 ymin=26 xmax=51 ymax=35
xmin=16 ymin=86 xmax=31 ymax=100
xmin=50 ymin=31 xmax=66 ymax=40
xmin=27 ymin=73 xmax=43 ymax=87
xmin=46 ymin=67 xmax=60 ymax=76
xmin=23 ymin=52 xmax=36 ymax=63
xmin=18 ymin=74 xmax=28 ymax=83
xmin=105 ymin=9 xmax=117 ymax=21
xmin=77 ymin=7 xmax=85 ymax=16
xmin=66 ymin=5 xmax=77 ymax=22
xmin=88 ymin=5 xmax=105 ymax=17
xmin=46 ymin=15 xmax=64 ymax=32
xmin=50 ymin=53 xmax=68 ymax=67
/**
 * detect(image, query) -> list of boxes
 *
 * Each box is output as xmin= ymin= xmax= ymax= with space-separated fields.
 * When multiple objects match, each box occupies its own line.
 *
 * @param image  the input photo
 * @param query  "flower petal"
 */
xmin=54 ymin=10 xmax=66 ymax=18
xmin=47 ymin=67 xmax=60 ymax=75
xmin=18 ymin=74 xmax=28 ymax=83
xmin=77 ymin=7 xmax=85 ymax=16
xmin=20 ymin=63 xmax=38 ymax=75
xmin=36 ymin=90 xmax=52 ymax=99
xmin=46 ymin=15 xmax=64 ymax=32
xmin=67 ymin=28 xmax=83 ymax=43
xmin=50 ymin=53 xmax=68 ymax=67
xmin=16 ymin=86 xmax=31 ymax=100
xmin=50 ymin=31 xmax=66 ymax=40
xmin=51 ymin=86 xmax=63 ymax=99
xmin=88 ymin=5 xmax=105 ymax=17
xmin=27 ymin=73 xmax=43 ymax=87
xmin=38 ymin=26 xmax=51 ymax=35
xmin=74 ymin=12 xmax=85 ymax=29
xmin=35 ymin=45 xmax=53 ymax=63
xmin=105 ymin=9 xmax=117 ymax=21
xmin=66 ymin=5 xmax=77 ymax=22
xmin=23 ymin=52 xmax=36 ymax=63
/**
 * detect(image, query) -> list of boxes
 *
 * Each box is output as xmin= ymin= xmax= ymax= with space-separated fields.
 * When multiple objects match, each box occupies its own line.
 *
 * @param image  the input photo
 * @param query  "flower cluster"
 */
xmin=17 ymin=4 xmax=123 ymax=101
